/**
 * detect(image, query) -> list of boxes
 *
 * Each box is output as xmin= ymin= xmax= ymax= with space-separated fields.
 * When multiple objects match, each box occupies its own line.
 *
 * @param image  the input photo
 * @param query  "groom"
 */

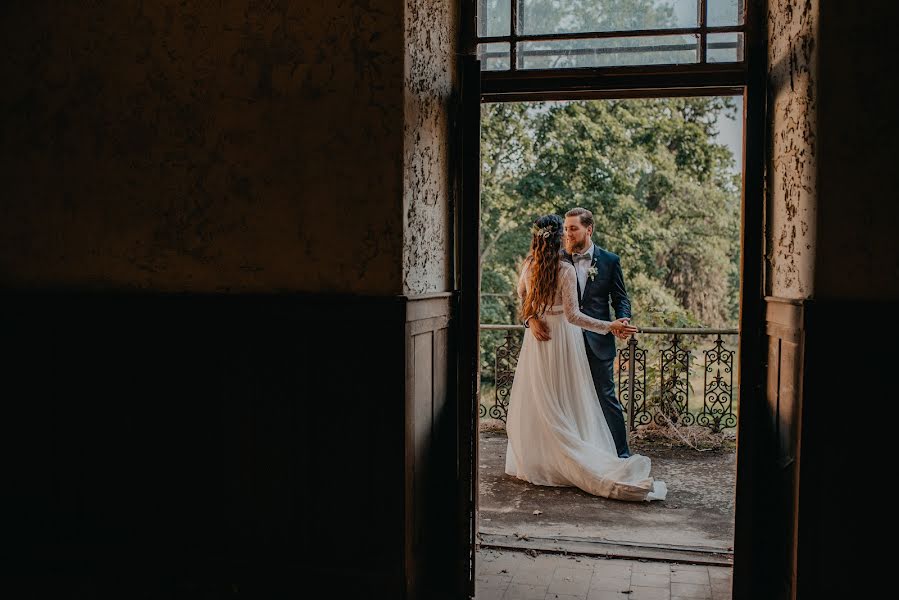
xmin=528 ymin=207 xmax=633 ymax=458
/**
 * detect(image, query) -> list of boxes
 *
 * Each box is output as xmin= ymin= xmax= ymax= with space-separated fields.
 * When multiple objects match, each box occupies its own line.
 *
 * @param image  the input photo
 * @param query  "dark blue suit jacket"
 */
xmin=562 ymin=246 xmax=632 ymax=361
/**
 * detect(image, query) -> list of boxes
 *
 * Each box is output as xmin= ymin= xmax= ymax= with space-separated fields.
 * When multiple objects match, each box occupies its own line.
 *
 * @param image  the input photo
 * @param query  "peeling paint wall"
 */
xmin=0 ymin=1 xmax=405 ymax=294
xmin=402 ymin=0 xmax=457 ymax=295
xmin=815 ymin=2 xmax=899 ymax=300
xmin=766 ymin=0 xmax=818 ymax=299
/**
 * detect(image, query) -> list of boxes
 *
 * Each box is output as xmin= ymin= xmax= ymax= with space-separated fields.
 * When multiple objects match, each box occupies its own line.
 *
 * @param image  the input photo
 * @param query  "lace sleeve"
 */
xmin=517 ymin=258 xmax=530 ymax=302
xmin=560 ymin=262 xmax=612 ymax=335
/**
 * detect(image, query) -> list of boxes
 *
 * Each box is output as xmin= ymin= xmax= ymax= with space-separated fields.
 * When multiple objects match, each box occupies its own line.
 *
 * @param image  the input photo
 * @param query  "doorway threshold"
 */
xmin=477 ymin=532 xmax=733 ymax=566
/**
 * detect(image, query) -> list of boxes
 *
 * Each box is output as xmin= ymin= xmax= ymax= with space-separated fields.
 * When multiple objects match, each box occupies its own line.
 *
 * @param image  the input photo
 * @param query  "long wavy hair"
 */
xmin=519 ymin=214 xmax=564 ymax=322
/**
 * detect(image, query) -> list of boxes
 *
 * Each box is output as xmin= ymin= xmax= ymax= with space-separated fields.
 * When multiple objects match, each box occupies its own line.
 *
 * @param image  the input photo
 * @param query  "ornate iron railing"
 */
xmin=479 ymin=325 xmax=739 ymax=432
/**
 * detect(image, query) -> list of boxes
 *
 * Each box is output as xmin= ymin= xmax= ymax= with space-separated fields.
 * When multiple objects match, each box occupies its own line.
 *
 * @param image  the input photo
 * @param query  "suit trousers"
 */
xmin=584 ymin=348 xmax=631 ymax=458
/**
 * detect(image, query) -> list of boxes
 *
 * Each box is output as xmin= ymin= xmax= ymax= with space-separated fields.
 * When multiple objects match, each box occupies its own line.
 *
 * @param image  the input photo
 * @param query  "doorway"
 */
xmin=456 ymin=2 xmax=768 ymax=599
xmin=476 ymin=93 xmax=744 ymax=563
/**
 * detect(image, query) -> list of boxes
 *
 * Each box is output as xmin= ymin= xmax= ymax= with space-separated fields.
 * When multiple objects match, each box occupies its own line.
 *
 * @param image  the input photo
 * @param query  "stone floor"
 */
xmin=479 ymin=430 xmax=736 ymax=551
xmin=476 ymin=547 xmax=732 ymax=600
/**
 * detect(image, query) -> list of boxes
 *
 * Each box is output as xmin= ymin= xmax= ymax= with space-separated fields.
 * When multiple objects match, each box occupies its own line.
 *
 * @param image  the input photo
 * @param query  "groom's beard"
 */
xmin=566 ymin=238 xmax=589 ymax=254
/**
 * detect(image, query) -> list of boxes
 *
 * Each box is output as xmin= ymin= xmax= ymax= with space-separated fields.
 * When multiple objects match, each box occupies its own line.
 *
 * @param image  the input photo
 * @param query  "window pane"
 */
xmin=707 ymin=32 xmax=742 ymax=62
xmin=519 ymin=34 xmax=699 ymax=70
xmin=479 ymin=0 xmax=511 ymax=37
xmin=478 ymin=43 xmax=511 ymax=71
xmin=708 ymin=0 xmax=743 ymax=26
xmin=520 ymin=0 xmax=699 ymax=35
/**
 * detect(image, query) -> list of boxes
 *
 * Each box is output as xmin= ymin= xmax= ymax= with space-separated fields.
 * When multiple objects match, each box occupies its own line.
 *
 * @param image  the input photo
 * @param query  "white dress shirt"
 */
xmin=570 ymin=242 xmax=594 ymax=291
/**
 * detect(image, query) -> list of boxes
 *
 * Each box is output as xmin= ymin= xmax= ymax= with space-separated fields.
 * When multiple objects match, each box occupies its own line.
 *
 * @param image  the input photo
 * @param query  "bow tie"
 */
xmin=572 ymin=252 xmax=592 ymax=261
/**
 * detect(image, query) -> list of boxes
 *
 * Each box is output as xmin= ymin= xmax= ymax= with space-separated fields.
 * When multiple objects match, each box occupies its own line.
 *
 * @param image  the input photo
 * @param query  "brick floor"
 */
xmin=476 ymin=548 xmax=731 ymax=600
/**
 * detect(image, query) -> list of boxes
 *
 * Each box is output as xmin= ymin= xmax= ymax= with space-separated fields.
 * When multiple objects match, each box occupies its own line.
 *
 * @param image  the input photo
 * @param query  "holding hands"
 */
xmin=610 ymin=318 xmax=638 ymax=340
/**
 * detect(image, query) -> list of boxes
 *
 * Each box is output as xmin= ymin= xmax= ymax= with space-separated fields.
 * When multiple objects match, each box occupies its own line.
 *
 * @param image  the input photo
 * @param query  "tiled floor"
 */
xmin=476 ymin=548 xmax=732 ymax=600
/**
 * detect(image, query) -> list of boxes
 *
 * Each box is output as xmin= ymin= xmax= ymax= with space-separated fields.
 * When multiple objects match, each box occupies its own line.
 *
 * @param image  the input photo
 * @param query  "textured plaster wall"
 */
xmin=0 ymin=1 xmax=405 ymax=294
xmin=814 ymin=2 xmax=899 ymax=300
xmin=765 ymin=0 xmax=818 ymax=299
xmin=402 ymin=0 xmax=457 ymax=295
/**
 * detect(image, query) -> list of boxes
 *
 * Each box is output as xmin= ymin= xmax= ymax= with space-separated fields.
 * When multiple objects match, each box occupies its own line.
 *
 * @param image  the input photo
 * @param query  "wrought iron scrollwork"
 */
xmin=698 ymin=334 xmax=737 ymax=432
xmin=657 ymin=334 xmax=694 ymax=426
xmin=489 ymin=328 xmax=522 ymax=422
xmin=480 ymin=325 xmax=737 ymax=432
xmin=618 ymin=338 xmax=650 ymax=429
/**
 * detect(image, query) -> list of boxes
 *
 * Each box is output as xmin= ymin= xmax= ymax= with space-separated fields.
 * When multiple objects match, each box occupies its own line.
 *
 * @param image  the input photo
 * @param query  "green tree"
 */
xmin=480 ymin=97 xmax=741 ymax=330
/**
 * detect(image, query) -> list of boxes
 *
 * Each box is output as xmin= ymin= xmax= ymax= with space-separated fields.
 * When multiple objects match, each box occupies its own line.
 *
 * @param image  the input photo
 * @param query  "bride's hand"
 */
xmin=610 ymin=318 xmax=638 ymax=338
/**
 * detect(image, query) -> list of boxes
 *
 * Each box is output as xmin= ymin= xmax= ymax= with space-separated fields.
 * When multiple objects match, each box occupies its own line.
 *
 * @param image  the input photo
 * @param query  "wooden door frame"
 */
xmin=456 ymin=55 xmax=482 ymax=600
xmin=455 ymin=2 xmax=769 ymax=598
xmin=729 ymin=1 xmax=770 ymax=598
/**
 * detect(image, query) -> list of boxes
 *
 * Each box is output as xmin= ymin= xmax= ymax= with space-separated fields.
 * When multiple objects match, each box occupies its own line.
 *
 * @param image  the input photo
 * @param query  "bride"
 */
xmin=505 ymin=214 xmax=667 ymax=502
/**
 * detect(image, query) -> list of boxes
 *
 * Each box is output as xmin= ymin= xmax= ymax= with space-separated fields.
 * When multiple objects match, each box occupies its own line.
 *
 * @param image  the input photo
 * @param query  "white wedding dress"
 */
xmin=505 ymin=260 xmax=667 ymax=502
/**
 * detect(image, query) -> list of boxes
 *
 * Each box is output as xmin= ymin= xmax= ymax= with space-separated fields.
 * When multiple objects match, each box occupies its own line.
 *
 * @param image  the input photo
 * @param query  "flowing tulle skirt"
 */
xmin=504 ymin=307 xmax=666 ymax=502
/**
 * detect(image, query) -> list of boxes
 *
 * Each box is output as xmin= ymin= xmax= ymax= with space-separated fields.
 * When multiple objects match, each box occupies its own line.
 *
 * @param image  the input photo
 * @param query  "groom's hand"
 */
xmin=530 ymin=317 xmax=551 ymax=341
xmin=612 ymin=324 xmax=631 ymax=340
xmin=610 ymin=318 xmax=638 ymax=340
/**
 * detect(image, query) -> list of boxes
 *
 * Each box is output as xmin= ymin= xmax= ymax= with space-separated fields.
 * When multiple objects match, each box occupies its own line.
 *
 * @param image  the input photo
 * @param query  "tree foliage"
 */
xmin=479 ymin=97 xmax=741 ymax=330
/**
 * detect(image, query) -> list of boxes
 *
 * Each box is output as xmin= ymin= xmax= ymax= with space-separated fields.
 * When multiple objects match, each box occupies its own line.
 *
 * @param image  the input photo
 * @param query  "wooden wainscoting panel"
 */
xmin=762 ymin=296 xmax=806 ymax=600
xmin=404 ymin=293 xmax=456 ymax=600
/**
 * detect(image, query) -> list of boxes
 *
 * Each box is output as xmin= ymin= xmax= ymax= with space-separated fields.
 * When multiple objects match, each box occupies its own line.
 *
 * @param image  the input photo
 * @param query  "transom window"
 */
xmin=476 ymin=1 xmax=745 ymax=72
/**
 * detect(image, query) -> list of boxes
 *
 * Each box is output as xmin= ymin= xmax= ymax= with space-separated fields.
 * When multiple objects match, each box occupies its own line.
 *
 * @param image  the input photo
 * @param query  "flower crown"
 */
xmin=531 ymin=224 xmax=556 ymax=239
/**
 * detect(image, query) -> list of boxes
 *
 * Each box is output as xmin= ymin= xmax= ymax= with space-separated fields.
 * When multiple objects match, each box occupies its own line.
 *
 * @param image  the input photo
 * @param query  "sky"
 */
xmin=718 ymin=95 xmax=743 ymax=175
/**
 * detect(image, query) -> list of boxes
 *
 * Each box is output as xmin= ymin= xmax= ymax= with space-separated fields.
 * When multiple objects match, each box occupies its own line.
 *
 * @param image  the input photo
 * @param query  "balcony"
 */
xmin=477 ymin=324 xmax=740 ymax=561
xmin=480 ymin=325 xmax=739 ymax=436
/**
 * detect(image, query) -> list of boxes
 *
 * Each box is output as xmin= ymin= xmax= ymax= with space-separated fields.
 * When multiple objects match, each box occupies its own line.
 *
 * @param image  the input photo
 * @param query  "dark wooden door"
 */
xmin=457 ymin=54 xmax=481 ymax=600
